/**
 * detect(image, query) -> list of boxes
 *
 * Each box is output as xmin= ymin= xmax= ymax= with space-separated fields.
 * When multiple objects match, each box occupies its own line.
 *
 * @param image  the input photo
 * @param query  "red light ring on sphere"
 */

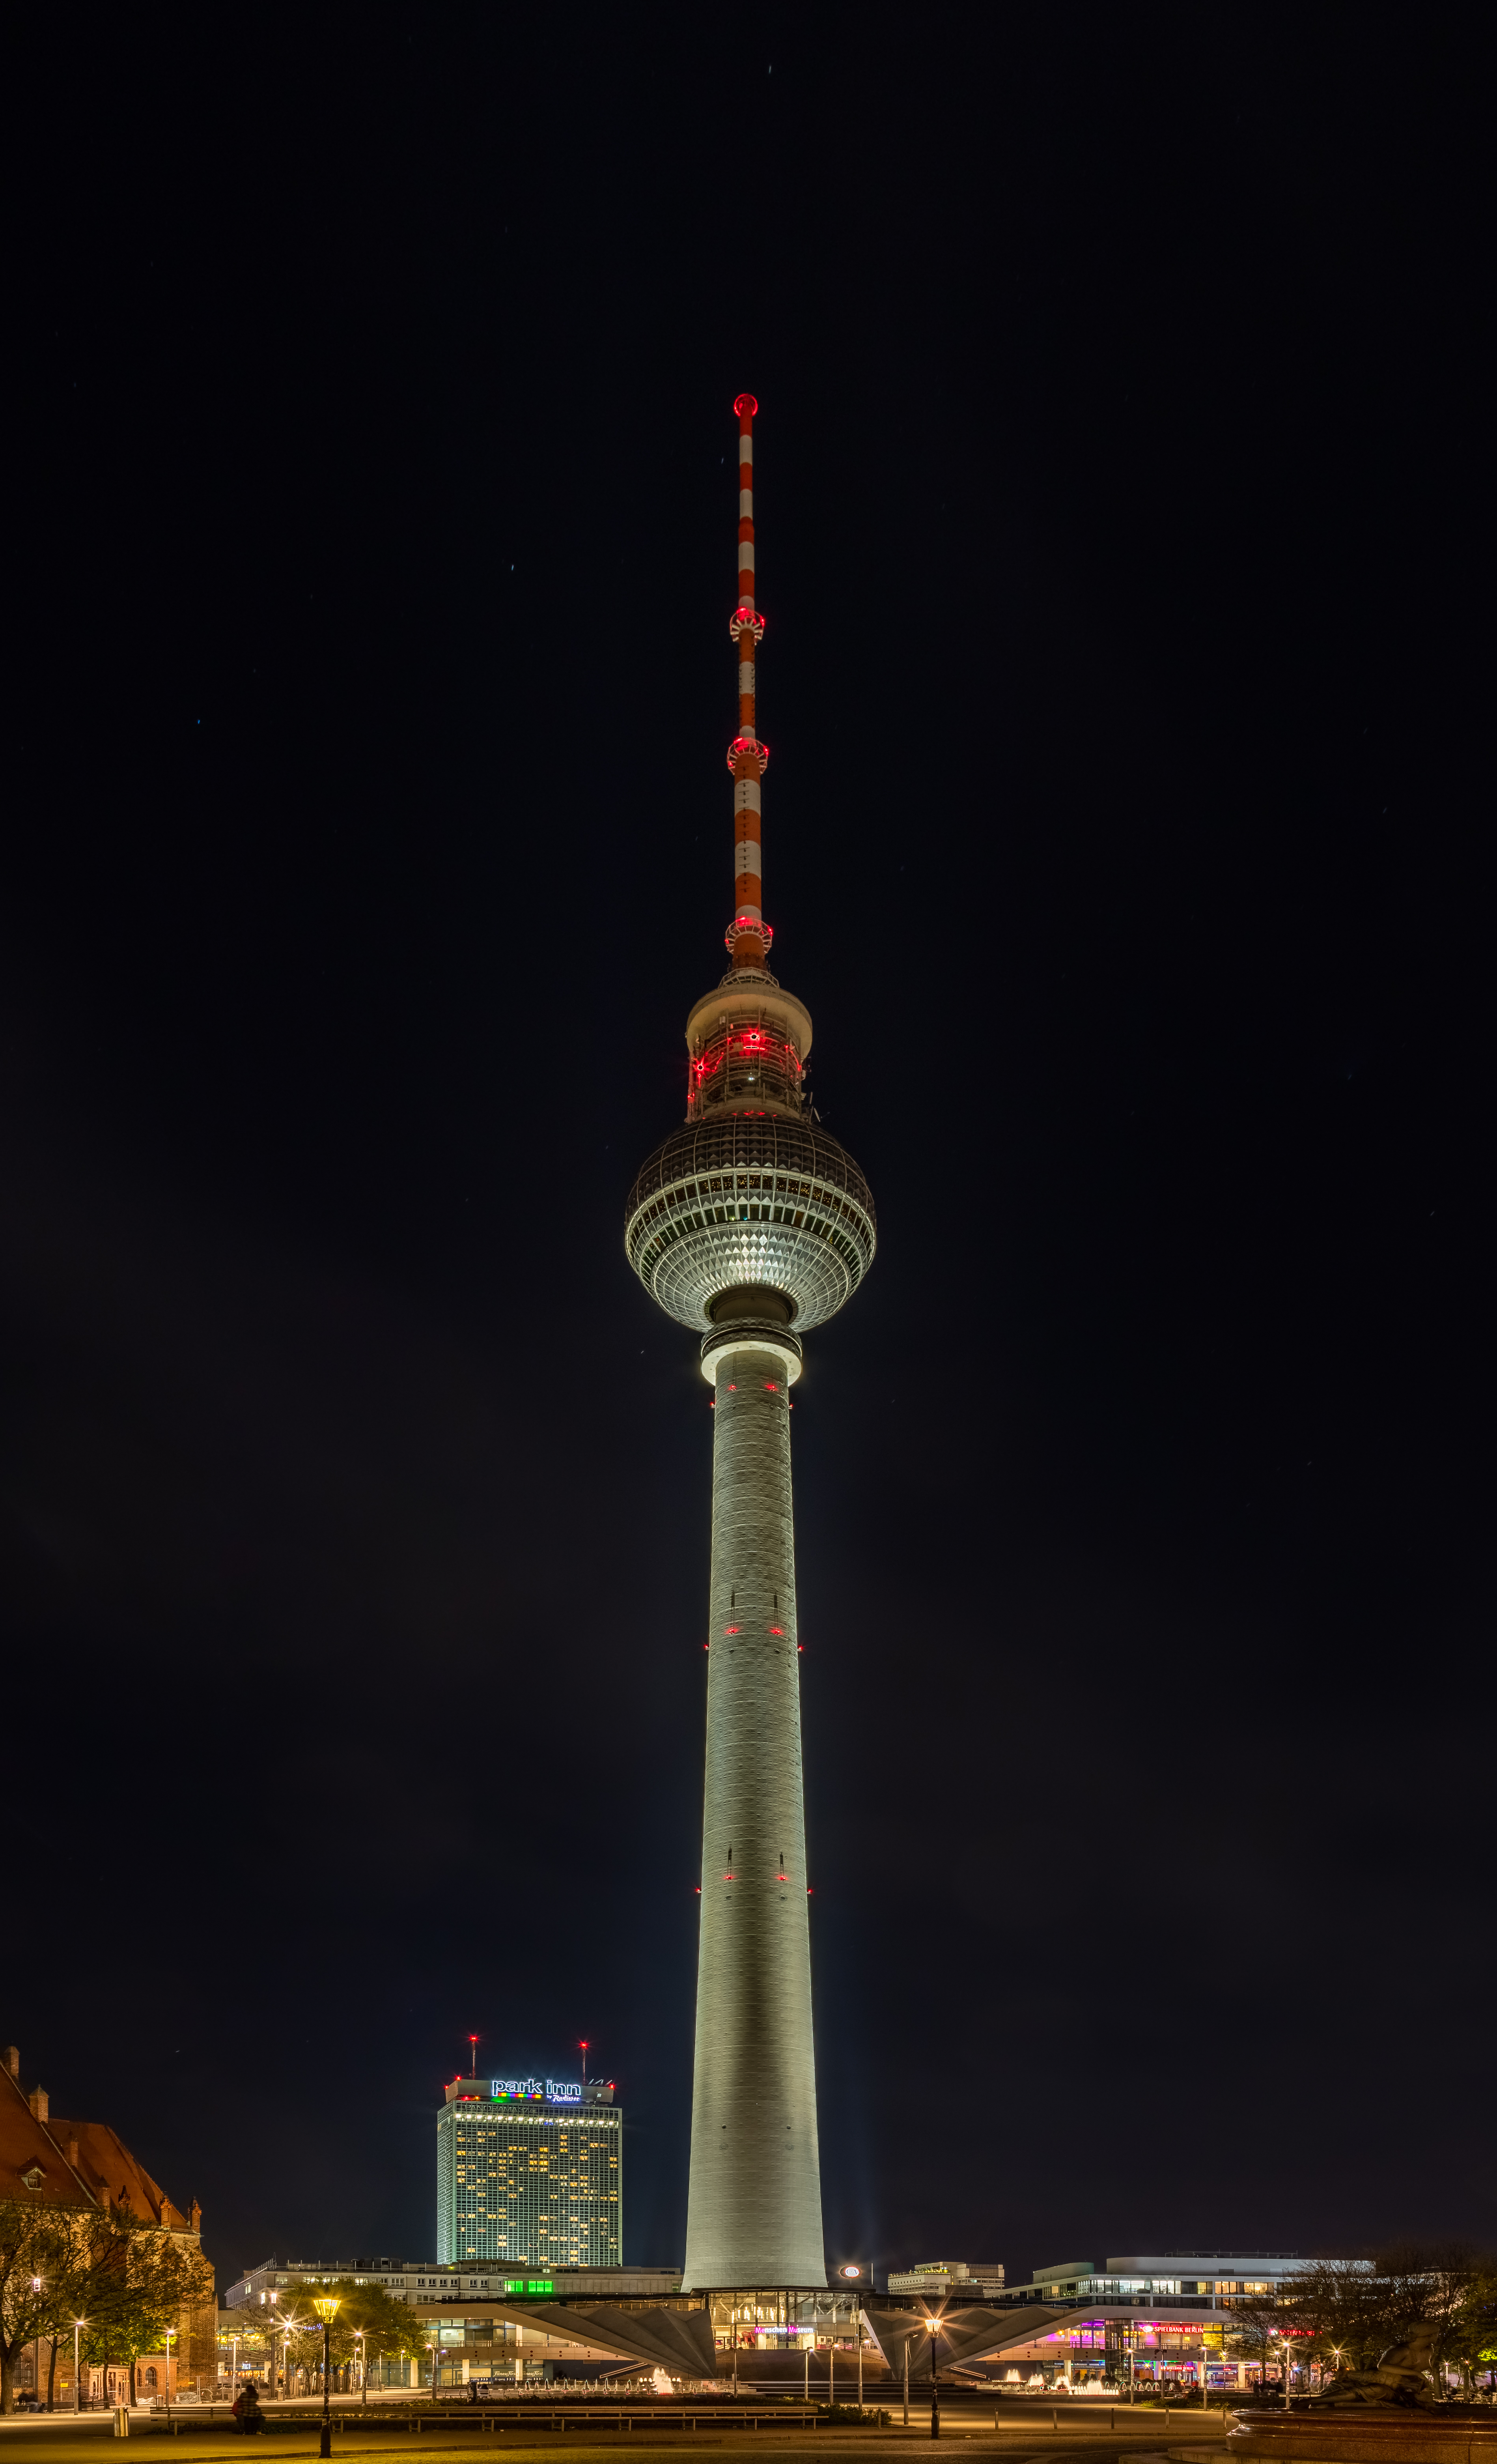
xmin=729 ymin=606 xmax=766 ymax=643
xmin=726 ymin=734 xmax=769 ymax=774
xmin=724 ymin=914 xmax=773 ymax=954
xmin=733 ymin=393 xmax=759 ymax=419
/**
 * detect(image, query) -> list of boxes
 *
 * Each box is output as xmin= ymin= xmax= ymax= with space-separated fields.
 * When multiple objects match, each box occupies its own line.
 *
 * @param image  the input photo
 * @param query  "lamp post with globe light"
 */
xmin=312 ymin=2297 xmax=340 ymax=2460
xmin=354 ymin=2329 xmax=366 ymax=2406
xmin=73 ymin=2319 xmax=87 ymax=2415
xmin=926 ymin=2314 xmax=943 ymax=2440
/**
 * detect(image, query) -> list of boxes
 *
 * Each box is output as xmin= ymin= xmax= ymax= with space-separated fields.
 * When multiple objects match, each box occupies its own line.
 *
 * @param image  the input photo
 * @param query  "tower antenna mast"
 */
xmin=727 ymin=393 xmax=770 ymax=971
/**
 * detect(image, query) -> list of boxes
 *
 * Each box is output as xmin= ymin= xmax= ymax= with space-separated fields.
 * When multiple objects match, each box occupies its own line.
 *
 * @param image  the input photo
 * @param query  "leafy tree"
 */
xmin=1 ymin=2200 xmax=211 ymax=2415
xmin=332 ymin=2283 xmax=423 ymax=2401
xmin=1442 ymin=2264 xmax=1497 ymax=2399
xmin=0 ymin=2204 xmax=81 ymax=2413
xmin=79 ymin=2215 xmax=213 ymax=2407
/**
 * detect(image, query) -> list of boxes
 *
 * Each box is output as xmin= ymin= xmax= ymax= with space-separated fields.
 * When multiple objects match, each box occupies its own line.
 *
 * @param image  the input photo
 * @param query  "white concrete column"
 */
xmin=681 ymin=1338 xmax=825 ymax=2289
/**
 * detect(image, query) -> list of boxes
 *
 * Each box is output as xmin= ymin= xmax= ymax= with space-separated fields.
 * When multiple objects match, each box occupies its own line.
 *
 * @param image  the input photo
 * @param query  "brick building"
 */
xmin=1 ymin=2042 xmax=215 ymax=2405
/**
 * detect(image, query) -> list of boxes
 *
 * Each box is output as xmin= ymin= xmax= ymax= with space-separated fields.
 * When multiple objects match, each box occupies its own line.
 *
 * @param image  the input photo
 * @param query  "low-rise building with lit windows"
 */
xmin=888 ymin=2261 xmax=1006 ymax=2298
xmin=870 ymin=2252 xmax=1368 ymax=2394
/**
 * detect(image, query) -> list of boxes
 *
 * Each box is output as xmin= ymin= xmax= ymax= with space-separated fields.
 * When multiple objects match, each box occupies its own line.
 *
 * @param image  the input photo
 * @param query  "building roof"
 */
xmin=1 ymin=2045 xmax=197 ymax=2231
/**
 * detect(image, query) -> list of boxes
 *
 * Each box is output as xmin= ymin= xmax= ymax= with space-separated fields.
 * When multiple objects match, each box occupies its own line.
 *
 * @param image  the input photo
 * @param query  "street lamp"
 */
xmin=312 ymin=2297 xmax=341 ymax=2461
xmin=163 ymin=2326 xmax=175 ymax=2423
xmin=354 ymin=2328 xmax=367 ymax=2407
xmin=926 ymin=2314 xmax=943 ymax=2441
xmin=74 ymin=2320 xmax=88 ymax=2415
xmin=32 ymin=2278 xmax=43 ymax=2414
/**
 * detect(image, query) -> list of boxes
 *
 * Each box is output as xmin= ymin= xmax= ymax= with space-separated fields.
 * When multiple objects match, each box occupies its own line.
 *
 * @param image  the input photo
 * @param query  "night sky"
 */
xmin=7 ymin=11 xmax=1491 ymax=2291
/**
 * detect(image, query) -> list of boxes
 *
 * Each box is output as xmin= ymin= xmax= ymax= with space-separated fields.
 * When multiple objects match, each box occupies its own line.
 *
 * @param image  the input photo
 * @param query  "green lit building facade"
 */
xmin=436 ymin=2076 xmax=622 ymax=2270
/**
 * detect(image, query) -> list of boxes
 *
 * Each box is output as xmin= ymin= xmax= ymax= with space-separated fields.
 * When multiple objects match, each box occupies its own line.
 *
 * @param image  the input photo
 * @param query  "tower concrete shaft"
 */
xmin=682 ymin=1333 xmax=824 ymax=2290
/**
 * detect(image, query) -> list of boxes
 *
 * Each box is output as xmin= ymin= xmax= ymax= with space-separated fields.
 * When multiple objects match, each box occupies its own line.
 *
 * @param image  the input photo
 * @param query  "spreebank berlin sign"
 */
xmin=487 ymin=2078 xmax=582 ymax=2103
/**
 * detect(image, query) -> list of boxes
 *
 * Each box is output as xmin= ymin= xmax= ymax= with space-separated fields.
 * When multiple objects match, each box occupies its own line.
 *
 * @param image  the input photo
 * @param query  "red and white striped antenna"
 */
xmin=726 ymin=393 xmax=770 ymax=970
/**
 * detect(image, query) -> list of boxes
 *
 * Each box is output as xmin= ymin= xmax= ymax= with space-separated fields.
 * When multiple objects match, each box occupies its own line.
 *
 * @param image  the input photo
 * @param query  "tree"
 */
xmin=2 ymin=2198 xmax=211 ymax=2416
xmin=1441 ymin=2263 xmax=1497 ymax=2400
xmin=332 ymin=2283 xmax=423 ymax=2401
xmin=0 ymin=2204 xmax=83 ymax=2413
xmin=1225 ymin=2292 xmax=1294 ymax=2394
xmin=75 ymin=2215 xmax=212 ymax=2409
xmin=1284 ymin=2258 xmax=1388 ymax=2376
xmin=1289 ymin=2245 xmax=1497 ymax=2397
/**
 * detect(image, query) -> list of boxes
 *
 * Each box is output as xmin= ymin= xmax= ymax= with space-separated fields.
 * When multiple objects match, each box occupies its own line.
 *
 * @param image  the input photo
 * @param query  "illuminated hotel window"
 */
xmin=436 ymin=2089 xmax=622 ymax=2268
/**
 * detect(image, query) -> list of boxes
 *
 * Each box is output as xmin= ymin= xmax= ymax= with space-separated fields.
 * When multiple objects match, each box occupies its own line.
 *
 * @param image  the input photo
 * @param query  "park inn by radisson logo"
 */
xmin=486 ymin=2078 xmax=582 ymax=2103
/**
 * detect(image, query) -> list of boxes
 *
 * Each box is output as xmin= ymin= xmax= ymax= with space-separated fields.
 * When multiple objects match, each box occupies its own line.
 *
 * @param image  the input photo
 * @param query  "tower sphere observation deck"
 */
xmin=625 ymin=396 xmax=874 ymax=2294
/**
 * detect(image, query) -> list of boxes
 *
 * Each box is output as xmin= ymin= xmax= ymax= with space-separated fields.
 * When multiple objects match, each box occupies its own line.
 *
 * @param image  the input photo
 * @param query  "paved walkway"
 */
xmin=0 ymin=2404 xmax=1232 ymax=2464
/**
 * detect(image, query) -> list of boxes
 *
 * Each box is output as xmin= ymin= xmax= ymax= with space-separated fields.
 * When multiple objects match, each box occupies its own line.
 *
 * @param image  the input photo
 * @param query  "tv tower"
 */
xmin=625 ymin=397 xmax=876 ymax=2290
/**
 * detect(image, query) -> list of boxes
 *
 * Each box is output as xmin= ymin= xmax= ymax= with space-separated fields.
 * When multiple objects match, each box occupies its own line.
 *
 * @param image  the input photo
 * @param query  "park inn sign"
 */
xmin=487 ymin=2078 xmax=582 ymax=2103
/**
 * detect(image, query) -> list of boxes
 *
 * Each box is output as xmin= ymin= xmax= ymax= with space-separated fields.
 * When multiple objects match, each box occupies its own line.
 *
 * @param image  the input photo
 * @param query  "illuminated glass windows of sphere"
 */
xmin=625 ymin=1118 xmax=876 ymax=1332
xmin=436 ymin=2098 xmax=621 ymax=2268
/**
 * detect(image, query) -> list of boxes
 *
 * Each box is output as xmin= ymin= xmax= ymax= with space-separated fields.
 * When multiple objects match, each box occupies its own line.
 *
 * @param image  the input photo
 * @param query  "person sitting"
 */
xmin=231 ymin=2381 xmax=265 ymax=2435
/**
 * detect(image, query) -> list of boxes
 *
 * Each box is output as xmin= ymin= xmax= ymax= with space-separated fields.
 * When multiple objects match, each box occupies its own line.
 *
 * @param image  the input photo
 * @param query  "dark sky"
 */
xmin=7 ymin=9 xmax=1491 ymax=2291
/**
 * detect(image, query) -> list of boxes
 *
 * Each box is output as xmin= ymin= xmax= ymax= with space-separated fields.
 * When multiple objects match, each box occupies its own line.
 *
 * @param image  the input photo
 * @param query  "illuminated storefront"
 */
xmin=708 ymin=2288 xmax=868 ymax=2357
xmin=989 ymin=2312 xmax=1232 ymax=2390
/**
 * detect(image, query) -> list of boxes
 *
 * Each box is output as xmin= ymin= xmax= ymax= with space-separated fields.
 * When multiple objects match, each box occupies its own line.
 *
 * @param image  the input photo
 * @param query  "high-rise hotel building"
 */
xmin=436 ymin=2077 xmax=621 ymax=2270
